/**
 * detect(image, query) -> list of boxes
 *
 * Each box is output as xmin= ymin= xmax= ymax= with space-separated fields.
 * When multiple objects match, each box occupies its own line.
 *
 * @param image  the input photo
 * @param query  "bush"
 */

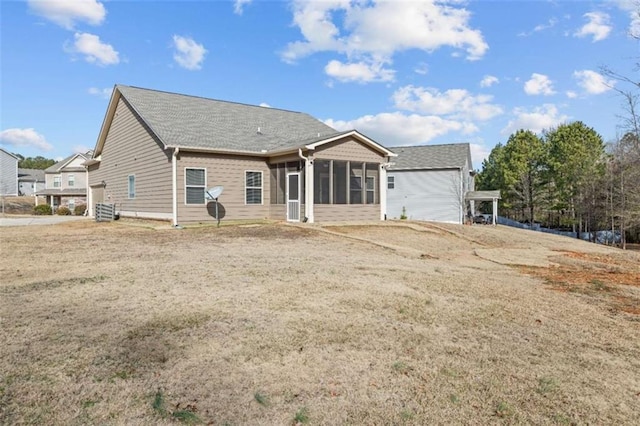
xmin=56 ymin=206 xmax=72 ymax=216
xmin=33 ymin=204 xmax=52 ymax=215
xmin=74 ymin=204 xmax=87 ymax=216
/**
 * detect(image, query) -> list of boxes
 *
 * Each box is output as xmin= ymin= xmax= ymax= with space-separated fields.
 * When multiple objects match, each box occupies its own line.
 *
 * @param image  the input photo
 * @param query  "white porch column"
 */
xmin=379 ymin=164 xmax=387 ymax=220
xmin=492 ymin=197 xmax=498 ymax=225
xmin=305 ymin=158 xmax=314 ymax=223
xmin=172 ymin=148 xmax=179 ymax=227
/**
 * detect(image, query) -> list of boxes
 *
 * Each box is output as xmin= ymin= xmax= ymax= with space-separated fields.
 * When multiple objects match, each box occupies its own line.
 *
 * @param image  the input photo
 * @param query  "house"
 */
xmin=36 ymin=152 xmax=91 ymax=212
xmin=86 ymin=85 xmax=396 ymax=225
xmin=18 ymin=168 xmax=45 ymax=196
xmin=0 ymin=147 xmax=19 ymax=196
xmin=386 ymin=143 xmax=475 ymax=224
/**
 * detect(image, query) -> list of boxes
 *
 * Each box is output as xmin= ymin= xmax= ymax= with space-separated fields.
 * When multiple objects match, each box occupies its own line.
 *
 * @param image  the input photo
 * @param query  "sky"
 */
xmin=1 ymin=0 xmax=639 ymax=169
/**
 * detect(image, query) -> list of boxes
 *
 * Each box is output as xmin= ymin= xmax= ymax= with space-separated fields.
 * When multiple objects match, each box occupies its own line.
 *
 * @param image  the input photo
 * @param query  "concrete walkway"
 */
xmin=0 ymin=215 xmax=91 ymax=227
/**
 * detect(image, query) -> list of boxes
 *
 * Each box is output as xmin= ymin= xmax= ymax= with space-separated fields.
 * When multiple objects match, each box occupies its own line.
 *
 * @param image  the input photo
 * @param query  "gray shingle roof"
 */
xmin=117 ymin=85 xmax=340 ymax=153
xmin=18 ymin=168 xmax=45 ymax=182
xmin=45 ymin=152 xmax=91 ymax=173
xmin=388 ymin=143 xmax=471 ymax=170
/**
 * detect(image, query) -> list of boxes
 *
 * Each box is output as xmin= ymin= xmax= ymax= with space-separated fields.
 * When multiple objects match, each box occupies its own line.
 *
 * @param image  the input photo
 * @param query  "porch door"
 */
xmin=286 ymin=173 xmax=300 ymax=222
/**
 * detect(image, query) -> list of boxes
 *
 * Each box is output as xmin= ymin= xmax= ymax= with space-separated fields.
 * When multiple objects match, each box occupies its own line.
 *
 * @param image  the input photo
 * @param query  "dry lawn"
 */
xmin=1 ymin=219 xmax=639 ymax=425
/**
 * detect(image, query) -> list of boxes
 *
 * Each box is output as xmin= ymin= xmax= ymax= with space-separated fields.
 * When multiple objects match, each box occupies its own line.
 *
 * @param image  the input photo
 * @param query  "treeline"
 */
xmin=476 ymin=122 xmax=640 ymax=246
xmin=14 ymin=154 xmax=56 ymax=169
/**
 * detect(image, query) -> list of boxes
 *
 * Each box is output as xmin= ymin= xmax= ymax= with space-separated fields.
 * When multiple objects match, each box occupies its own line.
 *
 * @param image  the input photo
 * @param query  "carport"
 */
xmin=465 ymin=190 xmax=501 ymax=225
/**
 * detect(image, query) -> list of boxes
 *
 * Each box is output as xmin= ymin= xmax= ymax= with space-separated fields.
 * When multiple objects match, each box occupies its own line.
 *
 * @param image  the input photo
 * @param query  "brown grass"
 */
xmin=1 ymin=220 xmax=639 ymax=424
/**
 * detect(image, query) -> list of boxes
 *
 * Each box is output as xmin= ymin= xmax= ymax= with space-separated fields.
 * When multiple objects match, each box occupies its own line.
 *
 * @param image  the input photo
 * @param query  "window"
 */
xmin=68 ymin=175 xmax=75 ymax=187
xmin=349 ymin=162 xmax=363 ymax=204
xmin=366 ymin=176 xmax=375 ymax=204
xmin=314 ymin=160 xmax=330 ymax=204
xmin=185 ymin=168 xmax=206 ymax=204
xmin=53 ymin=176 xmax=61 ymax=188
xmin=128 ymin=175 xmax=135 ymax=199
xmin=245 ymin=171 xmax=262 ymax=204
xmin=68 ymin=199 xmax=75 ymax=210
xmin=387 ymin=175 xmax=395 ymax=189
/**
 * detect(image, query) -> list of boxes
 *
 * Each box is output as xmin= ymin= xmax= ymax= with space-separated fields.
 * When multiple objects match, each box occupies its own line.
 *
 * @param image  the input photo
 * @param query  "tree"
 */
xmin=544 ymin=122 xmax=606 ymax=234
xmin=501 ymin=130 xmax=545 ymax=224
xmin=18 ymin=156 xmax=56 ymax=169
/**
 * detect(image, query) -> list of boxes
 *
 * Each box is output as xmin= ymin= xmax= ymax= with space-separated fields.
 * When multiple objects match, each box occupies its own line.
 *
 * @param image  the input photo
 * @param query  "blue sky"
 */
xmin=1 ymin=0 xmax=638 ymax=168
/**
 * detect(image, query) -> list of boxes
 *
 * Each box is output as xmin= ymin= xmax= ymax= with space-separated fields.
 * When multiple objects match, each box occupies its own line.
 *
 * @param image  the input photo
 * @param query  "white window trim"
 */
xmin=53 ymin=176 xmax=61 ymax=188
xmin=387 ymin=175 xmax=395 ymax=189
xmin=128 ymin=174 xmax=135 ymax=199
xmin=245 ymin=170 xmax=263 ymax=205
xmin=68 ymin=174 xmax=75 ymax=187
xmin=184 ymin=167 xmax=207 ymax=205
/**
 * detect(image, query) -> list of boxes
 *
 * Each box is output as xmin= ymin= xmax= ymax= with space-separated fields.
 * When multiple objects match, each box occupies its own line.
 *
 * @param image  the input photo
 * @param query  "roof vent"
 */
xmin=257 ymin=127 xmax=262 ymax=135
xmin=317 ymin=133 xmax=320 ymax=137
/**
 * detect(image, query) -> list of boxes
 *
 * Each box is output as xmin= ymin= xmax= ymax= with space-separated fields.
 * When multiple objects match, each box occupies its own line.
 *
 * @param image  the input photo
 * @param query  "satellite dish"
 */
xmin=206 ymin=186 xmax=224 ymax=200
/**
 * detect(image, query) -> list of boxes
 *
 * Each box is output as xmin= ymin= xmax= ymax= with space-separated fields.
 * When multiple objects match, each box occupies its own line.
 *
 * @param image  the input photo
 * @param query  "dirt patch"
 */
xmin=1 ymin=220 xmax=639 ymax=424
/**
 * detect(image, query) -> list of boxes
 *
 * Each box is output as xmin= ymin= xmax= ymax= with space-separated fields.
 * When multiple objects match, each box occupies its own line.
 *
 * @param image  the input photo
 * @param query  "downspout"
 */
xmin=298 ymin=148 xmax=313 ymax=223
xmin=172 ymin=147 xmax=179 ymax=227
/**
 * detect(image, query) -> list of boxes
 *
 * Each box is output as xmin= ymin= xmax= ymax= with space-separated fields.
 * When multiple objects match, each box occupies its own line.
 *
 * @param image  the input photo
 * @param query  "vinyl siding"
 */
xmin=387 ymin=169 xmax=463 ymax=223
xmin=0 ymin=149 xmax=18 ymax=196
xmin=314 ymin=204 xmax=380 ymax=222
xmin=177 ymin=152 xmax=271 ymax=223
xmin=313 ymin=137 xmax=385 ymax=162
xmin=88 ymin=97 xmax=173 ymax=216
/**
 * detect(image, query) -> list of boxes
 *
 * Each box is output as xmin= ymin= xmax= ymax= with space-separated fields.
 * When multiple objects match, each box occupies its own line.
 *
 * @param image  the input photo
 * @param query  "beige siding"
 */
xmin=268 ymin=153 xmax=304 ymax=164
xmin=177 ymin=152 xmax=271 ymax=223
xmin=313 ymin=137 xmax=385 ymax=162
xmin=314 ymin=204 xmax=380 ymax=222
xmin=88 ymin=98 xmax=173 ymax=216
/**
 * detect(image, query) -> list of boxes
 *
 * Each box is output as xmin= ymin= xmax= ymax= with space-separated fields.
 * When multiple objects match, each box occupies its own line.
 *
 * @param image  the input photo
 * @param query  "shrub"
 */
xmin=57 ymin=206 xmax=72 ymax=216
xmin=74 ymin=204 xmax=87 ymax=216
xmin=33 ymin=204 xmax=52 ymax=215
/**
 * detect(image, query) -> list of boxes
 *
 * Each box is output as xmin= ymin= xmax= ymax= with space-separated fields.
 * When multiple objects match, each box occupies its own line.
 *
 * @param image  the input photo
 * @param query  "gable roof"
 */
xmin=18 ymin=168 xmax=45 ymax=182
xmin=388 ymin=143 xmax=472 ymax=171
xmin=0 ymin=147 xmax=19 ymax=160
xmin=45 ymin=152 xmax=92 ymax=173
xmin=93 ymin=85 xmax=394 ymax=158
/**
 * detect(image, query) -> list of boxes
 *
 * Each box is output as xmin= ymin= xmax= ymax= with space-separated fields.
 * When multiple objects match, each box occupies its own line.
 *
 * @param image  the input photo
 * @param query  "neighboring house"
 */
xmin=386 ymin=144 xmax=475 ymax=224
xmin=37 ymin=152 xmax=91 ymax=211
xmin=86 ymin=85 xmax=396 ymax=225
xmin=18 ymin=168 xmax=45 ymax=196
xmin=0 ymin=148 xmax=19 ymax=196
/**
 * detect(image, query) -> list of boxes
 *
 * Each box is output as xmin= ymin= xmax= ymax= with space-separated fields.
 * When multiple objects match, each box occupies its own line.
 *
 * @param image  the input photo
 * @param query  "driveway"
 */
xmin=0 ymin=215 xmax=91 ymax=227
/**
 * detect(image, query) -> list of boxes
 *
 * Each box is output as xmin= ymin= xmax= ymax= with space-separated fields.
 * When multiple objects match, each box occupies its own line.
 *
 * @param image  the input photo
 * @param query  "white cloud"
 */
xmin=573 ymin=69 xmax=615 ymax=94
xmin=325 ymin=112 xmax=477 ymax=146
xmin=414 ymin=62 xmax=429 ymax=75
xmin=524 ymin=73 xmax=555 ymax=96
xmin=67 ymin=32 xmax=119 ymax=66
xmin=502 ymin=104 xmax=569 ymax=135
xmin=88 ymin=87 xmax=112 ymax=99
xmin=72 ymin=144 xmax=91 ymax=154
xmin=469 ymin=142 xmax=491 ymax=168
xmin=282 ymin=0 xmax=488 ymax=81
xmin=0 ymin=128 xmax=53 ymax=151
xmin=28 ymin=0 xmax=106 ymax=29
xmin=614 ymin=0 xmax=640 ymax=37
xmin=518 ymin=17 xmax=558 ymax=37
xmin=480 ymin=75 xmax=499 ymax=88
xmin=566 ymin=91 xmax=578 ymax=99
xmin=325 ymin=59 xmax=395 ymax=83
xmin=574 ymin=11 xmax=612 ymax=42
xmin=392 ymin=85 xmax=503 ymax=121
xmin=234 ymin=0 xmax=252 ymax=15
xmin=172 ymin=35 xmax=207 ymax=70
xmin=259 ymin=102 xmax=271 ymax=108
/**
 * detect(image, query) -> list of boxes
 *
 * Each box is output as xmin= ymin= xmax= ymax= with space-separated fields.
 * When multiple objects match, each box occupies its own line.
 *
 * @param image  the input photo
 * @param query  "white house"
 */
xmin=0 ymin=147 xmax=19 ymax=196
xmin=386 ymin=144 xmax=474 ymax=224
